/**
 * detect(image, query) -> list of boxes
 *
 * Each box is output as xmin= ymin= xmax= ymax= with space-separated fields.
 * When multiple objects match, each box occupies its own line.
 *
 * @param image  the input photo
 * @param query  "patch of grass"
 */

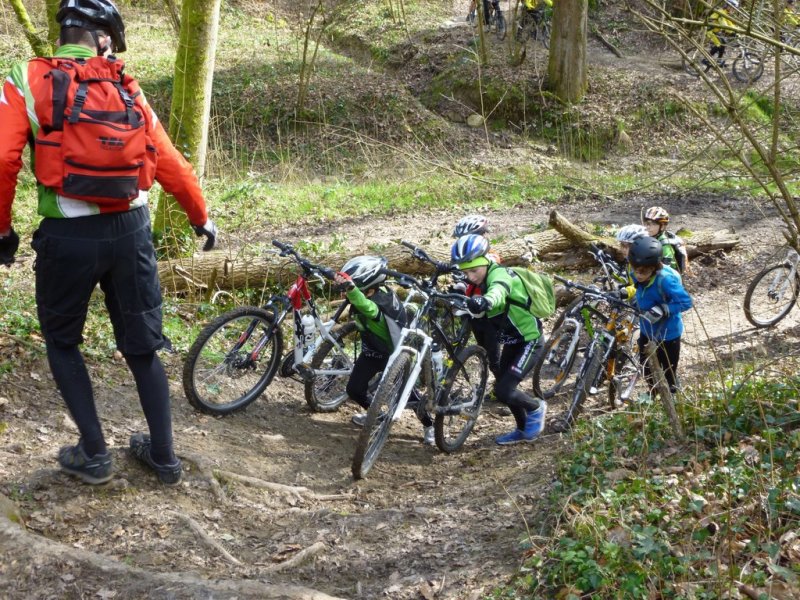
xmin=494 ymin=367 xmax=800 ymax=599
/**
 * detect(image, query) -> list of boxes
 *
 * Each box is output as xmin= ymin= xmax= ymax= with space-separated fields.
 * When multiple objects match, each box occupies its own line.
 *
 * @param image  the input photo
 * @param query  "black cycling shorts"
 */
xmin=31 ymin=207 xmax=165 ymax=354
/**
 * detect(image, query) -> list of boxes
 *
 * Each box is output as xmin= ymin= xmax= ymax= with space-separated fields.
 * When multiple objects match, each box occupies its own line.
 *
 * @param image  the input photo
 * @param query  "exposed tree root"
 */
xmin=182 ymin=451 xmax=227 ymax=502
xmin=263 ymin=541 xmax=326 ymax=573
xmin=168 ymin=510 xmax=241 ymax=566
xmin=0 ymin=516 xmax=346 ymax=600
xmin=213 ymin=469 xmax=353 ymax=503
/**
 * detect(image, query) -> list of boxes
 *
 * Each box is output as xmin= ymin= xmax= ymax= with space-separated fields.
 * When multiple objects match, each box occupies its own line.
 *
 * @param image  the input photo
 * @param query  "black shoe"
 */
xmin=58 ymin=442 xmax=113 ymax=485
xmin=129 ymin=433 xmax=182 ymax=485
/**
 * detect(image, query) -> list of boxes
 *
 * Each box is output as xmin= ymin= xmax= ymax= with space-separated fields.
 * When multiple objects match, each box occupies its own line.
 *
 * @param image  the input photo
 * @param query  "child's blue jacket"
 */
xmin=634 ymin=268 xmax=693 ymax=341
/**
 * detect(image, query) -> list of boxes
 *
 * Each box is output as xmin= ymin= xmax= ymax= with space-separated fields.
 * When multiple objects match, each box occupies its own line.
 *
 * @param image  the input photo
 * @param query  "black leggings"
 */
xmin=494 ymin=339 xmax=543 ymax=430
xmin=638 ymin=336 xmax=681 ymax=393
xmin=346 ymin=351 xmax=433 ymax=427
xmin=471 ymin=319 xmax=501 ymax=377
xmin=46 ymin=343 xmax=176 ymax=463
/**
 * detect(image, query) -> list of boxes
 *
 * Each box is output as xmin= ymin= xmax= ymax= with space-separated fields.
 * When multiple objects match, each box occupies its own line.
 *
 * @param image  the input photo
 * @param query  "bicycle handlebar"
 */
xmin=401 ymin=239 xmax=458 ymax=274
xmin=555 ymin=275 xmax=641 ymax=313
xmin=271 ymin=240 xmax=336 ymax=281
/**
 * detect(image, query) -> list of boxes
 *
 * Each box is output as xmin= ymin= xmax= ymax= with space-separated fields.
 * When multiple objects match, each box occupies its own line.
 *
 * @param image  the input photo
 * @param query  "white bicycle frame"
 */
xmin=768 ymin=248 xmax=800 ymax=301
xmin=373 ymin=287 xmax=433 ymax=423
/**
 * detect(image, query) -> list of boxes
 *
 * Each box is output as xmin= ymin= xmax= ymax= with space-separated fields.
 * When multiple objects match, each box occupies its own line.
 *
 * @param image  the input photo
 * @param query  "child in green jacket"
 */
xmin=451 ymin=234 xmax=547 ymax=444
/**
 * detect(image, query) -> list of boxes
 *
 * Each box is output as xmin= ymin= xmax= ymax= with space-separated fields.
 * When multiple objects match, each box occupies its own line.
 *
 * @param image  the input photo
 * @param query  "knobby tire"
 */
xmin=434 ymin=345 xmax=488 ymax=453
xmin=183 ymin=307 xmax=282 ymax=416
xmin=743 ymin=262 xmax=800 ymax=327
xmin=304 ymin=320 xmax=360 ymax=412
xmin=352 ymin=350 xmax=412 ymax=480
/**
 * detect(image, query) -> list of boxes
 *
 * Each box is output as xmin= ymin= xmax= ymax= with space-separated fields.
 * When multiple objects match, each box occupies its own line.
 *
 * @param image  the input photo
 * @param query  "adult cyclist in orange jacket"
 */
xmin=0 ymin=0 xmax=218 ymax=486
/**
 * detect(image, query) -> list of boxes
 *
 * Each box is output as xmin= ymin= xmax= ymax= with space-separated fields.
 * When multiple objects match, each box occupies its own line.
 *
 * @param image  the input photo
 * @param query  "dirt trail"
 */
xmin=2 ymin=192 xmax=797 ymax=600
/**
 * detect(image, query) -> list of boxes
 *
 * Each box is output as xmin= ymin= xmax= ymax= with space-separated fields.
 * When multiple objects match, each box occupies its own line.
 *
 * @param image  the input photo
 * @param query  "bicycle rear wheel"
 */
xmin=183 ymin=307 xmax=282 ymax=415
xmin=681 ymin=45 xmax=704 ymax=77
xmin=732 ymin=51 xmax=764 ymax=83
xmin=434 ymin=345 xmax=488 ymax=453
xmin=743 ymin=263 xmax=800 ymax=327
xmin=352 ymin=350 xmax=412 ymax=480
xmin=304 ymin=320 xmax=360 ymax=412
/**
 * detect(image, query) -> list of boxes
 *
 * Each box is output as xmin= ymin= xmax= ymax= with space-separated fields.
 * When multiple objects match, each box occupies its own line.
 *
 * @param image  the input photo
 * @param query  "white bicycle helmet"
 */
xmin=341 ymin=255 xmax=388 ymax=290
xmin=616 ymin=224 xmax=649 ymax=244
xmin=643 ymin=206 xmax=670 ymax=224
xmin=452 ymin=215 xmax=490 ymax=238
xmin=725 ymin=0 xmax=739 ymax=8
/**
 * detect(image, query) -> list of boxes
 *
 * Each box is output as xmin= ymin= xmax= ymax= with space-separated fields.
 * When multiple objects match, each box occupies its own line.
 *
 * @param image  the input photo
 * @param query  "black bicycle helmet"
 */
xmin=452 ymin=215 xmax=490 ymax=238
xmin=628 ymin=236 xmax=663 ymax=267
xmin=57 ymin=0 xmax=127 ymax=53
xmin=341 ymin=255 xmax=388 ymax=290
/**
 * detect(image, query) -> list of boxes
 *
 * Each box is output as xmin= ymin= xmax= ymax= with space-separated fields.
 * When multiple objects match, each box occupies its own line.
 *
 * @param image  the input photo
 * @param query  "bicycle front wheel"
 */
xmin=183 ymin=307 xmax=282 ymax=415
xmin=304 ymin=321 xmax=360 ymax=412
xmin=434 ymin=345 xmax=488 ymax=453
xmin=352 ymin=350 xmax=412 ymax=480
xmin=743 ymin=263 xmax=800 ymax=327
xmin=733 ymin=51 xmax=764 ymax=83
xmin=551 ymin=350 xmax=603 ymax=433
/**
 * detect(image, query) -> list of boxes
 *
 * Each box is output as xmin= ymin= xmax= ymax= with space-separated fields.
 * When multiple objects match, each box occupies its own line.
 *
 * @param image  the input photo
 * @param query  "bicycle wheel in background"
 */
xmin=539 ymin=20 xmax=551 ymax=49
xmin=352 ymin=350 xmax=412 ymax=480
xmin=183 ymin=307 xmax=282 ymax=415
xmin=494 ymin=12 xmax=507 ymax=41
xmin=681 ymin=45 xmax=704 ymax=77
xmin=530 ymin=319 xmax=580 ymax=399
xmin=732 ymin=51 xmax=764 ymax=83
xmin=434 ymin=345 xmax=488 ymax=453
xmin=550 ymin=350 xmax=604 ymax=433
xmin=743 ymin=263 xmax=800 ymax=327
xmin=304 ymin=320 xmax=360 ymax=412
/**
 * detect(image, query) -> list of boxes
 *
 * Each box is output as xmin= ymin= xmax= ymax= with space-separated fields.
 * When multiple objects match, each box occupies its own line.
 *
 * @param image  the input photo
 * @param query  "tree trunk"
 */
xmin=157 ymin=220 xmax=739 ymax=295
xmin=9 ymin=0 xmax=52 ymax=56
xmin=547 ymin=0 xmax=588 ymax=103
xmin=153 ymin=0 xmax=221 ymax=256
xmin=45 ymin=0 xmax=59 ymax=49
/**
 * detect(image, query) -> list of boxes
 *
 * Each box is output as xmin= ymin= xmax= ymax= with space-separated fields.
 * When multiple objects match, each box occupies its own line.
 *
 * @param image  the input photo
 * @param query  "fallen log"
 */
xmin=157 ymin=213 xmax=740 ymax=295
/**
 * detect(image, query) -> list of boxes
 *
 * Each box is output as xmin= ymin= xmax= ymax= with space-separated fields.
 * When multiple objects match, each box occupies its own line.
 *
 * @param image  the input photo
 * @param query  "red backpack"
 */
xmin=31 ymin=55 xmax=157 ymax=204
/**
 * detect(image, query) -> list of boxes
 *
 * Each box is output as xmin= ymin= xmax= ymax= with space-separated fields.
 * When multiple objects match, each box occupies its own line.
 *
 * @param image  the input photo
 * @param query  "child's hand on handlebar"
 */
xmin=334 ymin=272 xmax=355 ymax=291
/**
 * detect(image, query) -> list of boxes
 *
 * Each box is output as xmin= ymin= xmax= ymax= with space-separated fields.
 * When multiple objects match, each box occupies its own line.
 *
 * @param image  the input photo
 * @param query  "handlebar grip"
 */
xmin=401 ymin=240 xmax=417 ymax=251
xmin=435 ymin=261 xmax=457 ymax=273
xmin=272 ymin=240 xmax=290 ymax=252
xmin=319 ymin=266 xmax=337 ymax=280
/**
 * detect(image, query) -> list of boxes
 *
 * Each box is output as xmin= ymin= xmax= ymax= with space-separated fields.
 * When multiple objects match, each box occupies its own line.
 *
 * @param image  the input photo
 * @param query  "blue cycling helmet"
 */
xmin=451 ymin=234 xmax=490 ymax=270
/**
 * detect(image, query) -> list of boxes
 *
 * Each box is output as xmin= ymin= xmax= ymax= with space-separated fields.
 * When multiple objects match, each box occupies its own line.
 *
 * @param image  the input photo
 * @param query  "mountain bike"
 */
xmin=682 ymin=38 xmax=764 ymax=83
xmin=183 ymin=240 xmax=359 ymax=415
xmin=467 ymin=0 xmax=507 ymax=40
xmin=550 ymin=243 xmax=629 ymax=333
xmin=515 ymin=5 xmax=551 ymax=49
xmin=532 ymin=276 xmax=642 ymax=433
xmin=743 ymin=246 xmax=800 ymax=327
xmin=352 ymin=252 xmax=488 ymax=480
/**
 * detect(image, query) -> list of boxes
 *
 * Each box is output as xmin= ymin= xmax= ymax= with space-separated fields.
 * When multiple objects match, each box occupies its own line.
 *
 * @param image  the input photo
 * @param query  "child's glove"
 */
xmin=0 ymin=229 xmax=20 ymax=266
xmin=467 ymin=295 xmax=491 ymax=315
xmin=334 ymin=272 xmax=356 ymax=291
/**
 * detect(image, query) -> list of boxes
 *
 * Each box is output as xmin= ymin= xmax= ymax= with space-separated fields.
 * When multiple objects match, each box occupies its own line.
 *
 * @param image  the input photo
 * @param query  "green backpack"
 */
xmin=507 ymin=267 xmax=556 ymax=319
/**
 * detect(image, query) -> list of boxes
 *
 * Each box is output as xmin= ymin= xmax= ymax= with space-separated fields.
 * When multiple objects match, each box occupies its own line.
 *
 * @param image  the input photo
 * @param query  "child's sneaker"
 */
xmin=58 ymin=442 xmax=113 ymax=485
xmin=129 ymin=433 xmax=182 ymax=485
xmin=351 ymin=413 xmax=367 ymax=427
xmin=423 ymin=426 xmax=435 ymax=445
